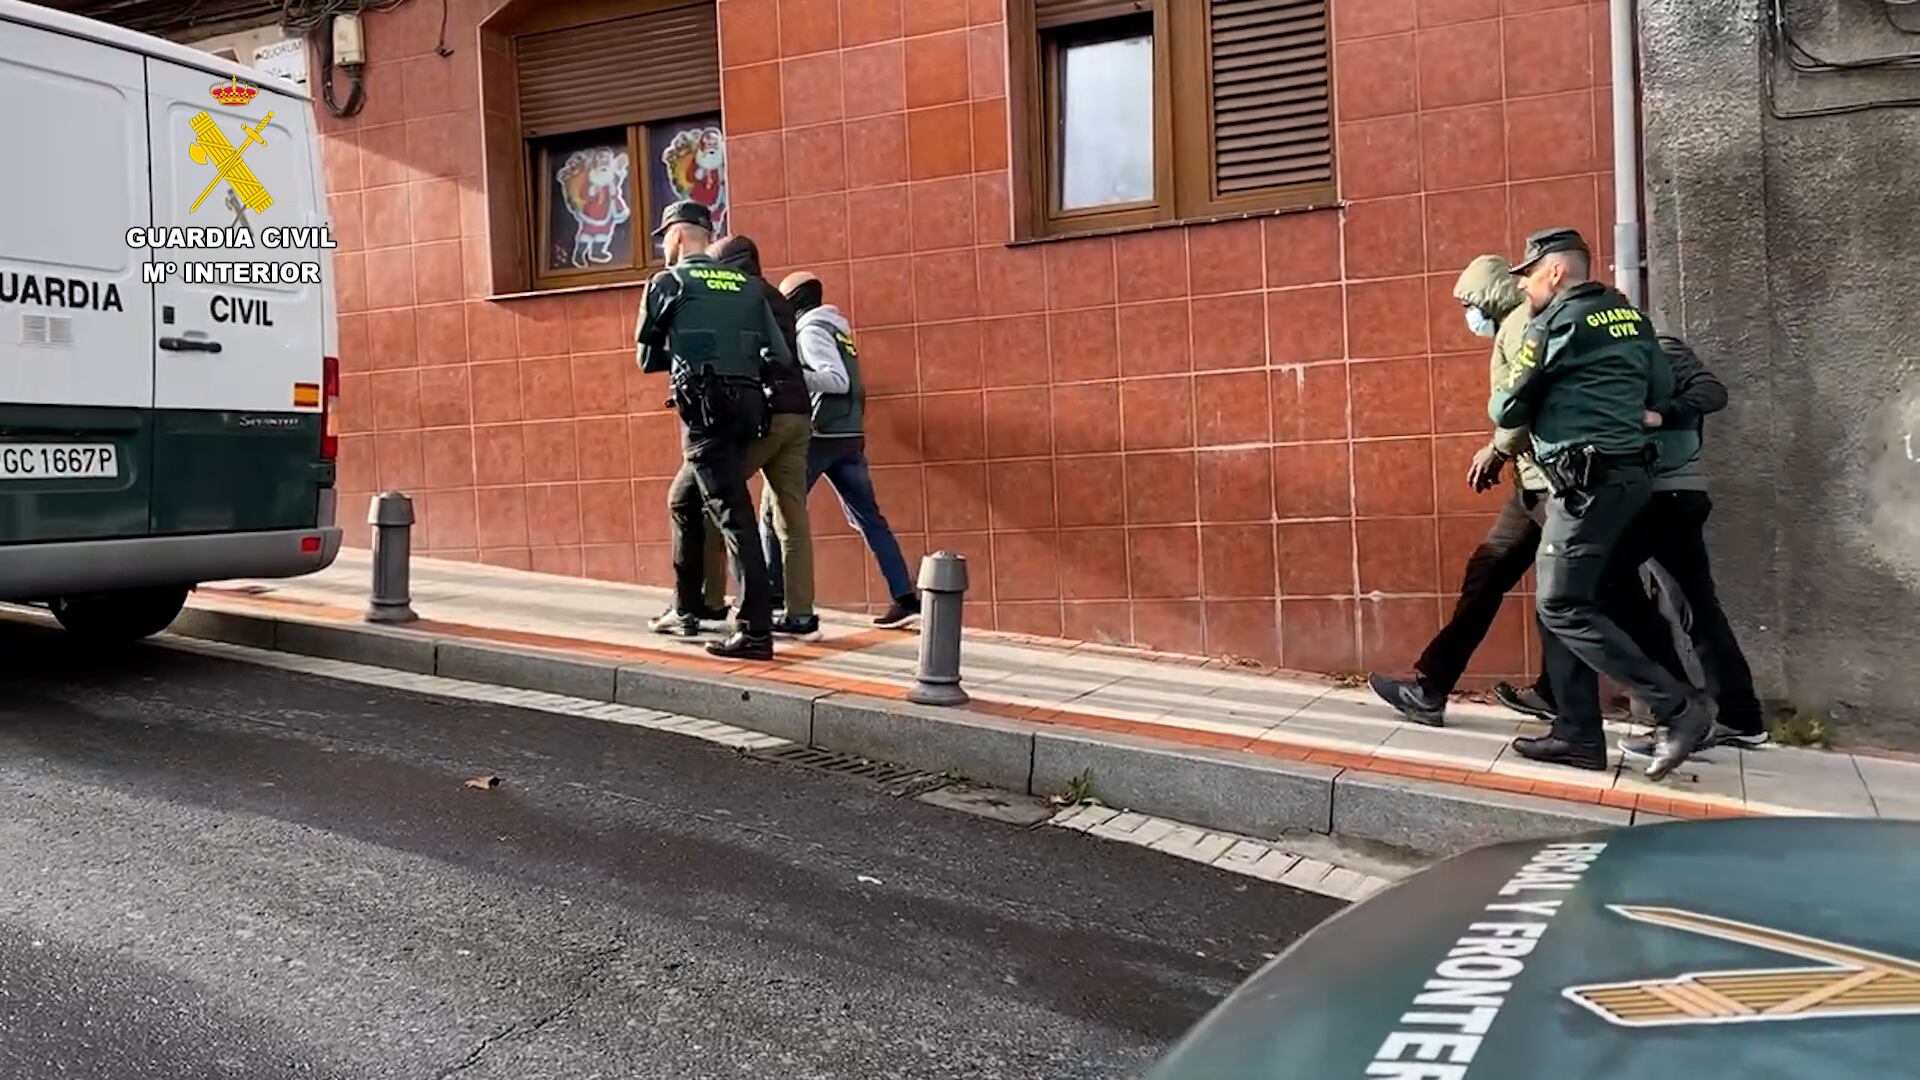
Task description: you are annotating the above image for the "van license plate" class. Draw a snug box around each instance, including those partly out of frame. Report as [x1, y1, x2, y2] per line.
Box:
[0, 444, 119, 480]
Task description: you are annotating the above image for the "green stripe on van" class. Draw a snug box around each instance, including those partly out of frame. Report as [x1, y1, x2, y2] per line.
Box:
[150, 408, 325, 535]
[0, 404, 325, 544]
[0, 404, 153, 545]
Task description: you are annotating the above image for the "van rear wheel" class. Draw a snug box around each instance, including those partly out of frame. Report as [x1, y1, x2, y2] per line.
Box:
[51, 586, 190, 642]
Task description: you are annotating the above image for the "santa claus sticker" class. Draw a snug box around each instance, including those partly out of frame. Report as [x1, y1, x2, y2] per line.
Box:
[556, 148, 632, 269]
[659, 124, 728, 238]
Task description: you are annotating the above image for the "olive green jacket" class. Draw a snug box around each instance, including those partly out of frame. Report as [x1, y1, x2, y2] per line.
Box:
[1454, 256, 1547, 490]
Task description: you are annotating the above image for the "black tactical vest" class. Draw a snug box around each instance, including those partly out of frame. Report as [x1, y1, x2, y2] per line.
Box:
[1525, 282, 1661, 460]
[812, 324, 866, 438]
[663, 258, 770, 382]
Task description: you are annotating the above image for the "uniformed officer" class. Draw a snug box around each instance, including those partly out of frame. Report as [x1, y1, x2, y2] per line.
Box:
[637, 200, 796, 660]
[1491, 227, 1710, 780]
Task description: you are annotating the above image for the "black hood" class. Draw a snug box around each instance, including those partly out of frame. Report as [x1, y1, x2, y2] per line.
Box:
[710, 234, 763, 278]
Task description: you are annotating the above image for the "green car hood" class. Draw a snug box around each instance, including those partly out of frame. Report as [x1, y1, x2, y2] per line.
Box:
[1147, 818, 1920, 1079]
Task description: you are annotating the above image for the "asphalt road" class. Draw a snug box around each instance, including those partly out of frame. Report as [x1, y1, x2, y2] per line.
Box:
[0, 620, 1342, 1080]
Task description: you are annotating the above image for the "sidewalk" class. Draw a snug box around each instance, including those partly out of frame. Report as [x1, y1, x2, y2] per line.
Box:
[172, 550, 1920, 857]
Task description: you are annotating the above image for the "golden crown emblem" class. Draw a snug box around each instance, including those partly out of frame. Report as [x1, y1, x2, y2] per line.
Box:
[210, 77, 259, 106]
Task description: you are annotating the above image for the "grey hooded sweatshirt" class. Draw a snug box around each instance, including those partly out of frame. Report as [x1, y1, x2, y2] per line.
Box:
[794, 304, 862, 439]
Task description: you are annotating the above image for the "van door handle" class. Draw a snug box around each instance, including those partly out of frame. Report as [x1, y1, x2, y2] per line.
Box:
[159, 337, 222, 353]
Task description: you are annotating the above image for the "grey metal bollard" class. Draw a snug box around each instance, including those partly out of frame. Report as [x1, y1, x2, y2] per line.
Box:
[365, 491, 419, 625]
[908, 551, 969, 706]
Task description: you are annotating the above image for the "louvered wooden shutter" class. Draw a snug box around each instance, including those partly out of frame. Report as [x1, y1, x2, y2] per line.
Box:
[1208, 0, 1331, 195]
[515, 1, 720, 139]
[1033, 0, 1152, 30]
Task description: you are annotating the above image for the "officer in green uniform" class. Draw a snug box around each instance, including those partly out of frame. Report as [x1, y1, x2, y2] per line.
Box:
[636, 200, 796, 660]
[1491, 227, 1709, 780]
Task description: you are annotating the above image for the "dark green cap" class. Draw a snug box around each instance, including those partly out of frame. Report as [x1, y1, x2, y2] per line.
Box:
[653, 199, 713, 238]
[1510, 226, 1590, 275]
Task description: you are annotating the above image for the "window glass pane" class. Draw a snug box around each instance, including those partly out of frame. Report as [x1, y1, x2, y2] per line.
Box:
[543, 127, 635, 274]
[1057, 30, 1153, 211]
[647, 114, 729, 262]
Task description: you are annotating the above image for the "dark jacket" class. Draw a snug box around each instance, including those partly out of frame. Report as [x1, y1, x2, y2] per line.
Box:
[712, 237, 809, 416]
[1649, 335, 1727, 493]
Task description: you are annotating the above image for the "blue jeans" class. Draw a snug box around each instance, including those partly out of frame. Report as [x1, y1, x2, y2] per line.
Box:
[763, 437, 915, 603]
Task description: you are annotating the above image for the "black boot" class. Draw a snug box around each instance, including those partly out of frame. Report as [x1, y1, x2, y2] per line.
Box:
[706, 630, 773, 661]
[1645, 696, 1712, 781]
[1367, 673, 1446, 727]
[1510, 734, 1609, 771]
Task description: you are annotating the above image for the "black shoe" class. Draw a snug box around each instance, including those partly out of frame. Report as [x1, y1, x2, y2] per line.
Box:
[770, 594, 785, 615]
[1511, 734, 1609, 771]
[706, 631, 774, 661]
[649, 609, 701, 637]
[1714, 726, 1772, 750]
[771, 613, 822, 642]
[694, 603, 732, 623]
[874, 595, 921, 630]
[1495, 682, 1557, 721]
[1367, 673, 1446, 727]
[1646, 697, 1712, 781]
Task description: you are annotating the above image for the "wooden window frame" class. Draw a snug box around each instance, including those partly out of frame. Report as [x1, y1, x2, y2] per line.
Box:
[512, 0, 723, 292]
[1011, 0, 1336, 241]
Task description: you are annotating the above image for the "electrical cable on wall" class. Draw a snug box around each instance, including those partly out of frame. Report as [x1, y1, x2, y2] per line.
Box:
[1765, 0, 1920, 119]
[281, 0, 447, 118]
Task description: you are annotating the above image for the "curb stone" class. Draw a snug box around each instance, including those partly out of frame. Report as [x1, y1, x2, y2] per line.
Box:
[1332, 770, 1633, 858]
[813, 694, 1037, 793]
[164, 603, 1629, 859]
[615, 665, 826, 745]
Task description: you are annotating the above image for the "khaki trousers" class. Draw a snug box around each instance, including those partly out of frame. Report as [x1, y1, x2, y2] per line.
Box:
[701, 411, 814, 616]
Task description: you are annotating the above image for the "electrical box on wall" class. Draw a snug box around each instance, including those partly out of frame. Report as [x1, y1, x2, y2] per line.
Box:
[332, 14, 365, 67]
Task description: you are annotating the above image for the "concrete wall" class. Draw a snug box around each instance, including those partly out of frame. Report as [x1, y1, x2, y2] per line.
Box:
[1641, 0, 1920, 749]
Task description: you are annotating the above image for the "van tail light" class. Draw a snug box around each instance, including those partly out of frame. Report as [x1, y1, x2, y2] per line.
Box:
[320, 355, 340, 462]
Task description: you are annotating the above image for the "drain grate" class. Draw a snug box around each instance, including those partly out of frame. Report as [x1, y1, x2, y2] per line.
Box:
[747, 743, 948, 794]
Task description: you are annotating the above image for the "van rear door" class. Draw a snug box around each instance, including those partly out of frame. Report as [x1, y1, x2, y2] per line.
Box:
[143, 58, 328, 535]
[0, 17, 156, 545]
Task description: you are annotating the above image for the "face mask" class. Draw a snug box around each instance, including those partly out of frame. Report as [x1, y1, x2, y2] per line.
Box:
[1465, 307, 1497, 337]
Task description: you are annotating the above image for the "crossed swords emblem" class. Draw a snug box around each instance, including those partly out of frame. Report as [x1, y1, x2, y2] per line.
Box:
[187, 108, 275, 224]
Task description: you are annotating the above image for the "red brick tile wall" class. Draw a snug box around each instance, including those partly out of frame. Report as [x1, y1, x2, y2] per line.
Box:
[321, 0, 1615, 684]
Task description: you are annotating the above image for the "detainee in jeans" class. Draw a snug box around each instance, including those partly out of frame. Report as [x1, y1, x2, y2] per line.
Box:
[762, 435, 916, 622]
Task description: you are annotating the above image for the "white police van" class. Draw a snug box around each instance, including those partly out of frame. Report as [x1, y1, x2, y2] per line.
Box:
[0, 0, 340, 640]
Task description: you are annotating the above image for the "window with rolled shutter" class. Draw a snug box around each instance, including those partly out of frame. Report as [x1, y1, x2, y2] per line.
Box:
[1206, 0, 1331, 197]
[514, 1, 720, 140]
[1032, 0, 1152, 30]
[512, 0, 726, 290]
[1013, 0, 1334, 238]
